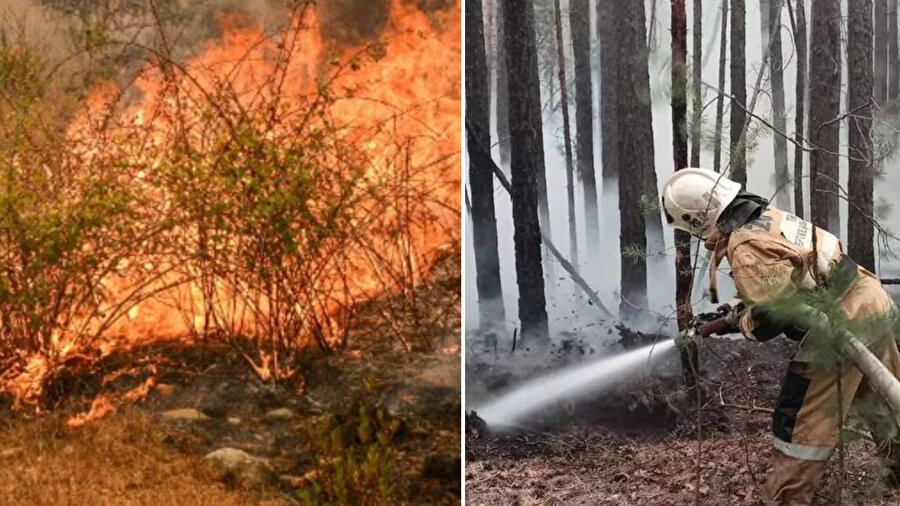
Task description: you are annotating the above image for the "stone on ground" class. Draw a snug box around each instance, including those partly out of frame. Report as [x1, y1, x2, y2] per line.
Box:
[160, 408, 210, 421]
[264, 407, 294, 422]
[202, 447, 274, 488]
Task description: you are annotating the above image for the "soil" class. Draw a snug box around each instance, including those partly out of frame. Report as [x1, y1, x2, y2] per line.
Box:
[466, 336, 900, 505]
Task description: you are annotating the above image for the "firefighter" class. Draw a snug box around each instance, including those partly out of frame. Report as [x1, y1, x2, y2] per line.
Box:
[661, 167, 900, 505]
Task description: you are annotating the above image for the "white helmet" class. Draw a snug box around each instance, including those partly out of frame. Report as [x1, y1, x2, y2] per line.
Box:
[661, 168, 741, 238]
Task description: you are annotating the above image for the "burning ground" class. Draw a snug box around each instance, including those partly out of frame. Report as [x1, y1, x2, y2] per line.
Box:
[466, 332, 900, 505]
[0, 253, 461, 505]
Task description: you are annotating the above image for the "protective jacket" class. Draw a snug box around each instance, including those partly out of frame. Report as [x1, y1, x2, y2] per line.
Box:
[706, 204, 900, 506]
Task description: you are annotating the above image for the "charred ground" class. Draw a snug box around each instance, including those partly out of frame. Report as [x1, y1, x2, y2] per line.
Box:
[466, 335, 900, 505]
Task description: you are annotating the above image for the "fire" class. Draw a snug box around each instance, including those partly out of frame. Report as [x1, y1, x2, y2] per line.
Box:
[6, 0, 460, 416]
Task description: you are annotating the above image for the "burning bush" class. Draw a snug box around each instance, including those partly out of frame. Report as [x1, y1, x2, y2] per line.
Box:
[0, 0, 460, 409]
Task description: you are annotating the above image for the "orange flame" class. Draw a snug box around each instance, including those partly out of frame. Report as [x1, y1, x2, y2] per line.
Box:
[15, 0, 460, 412]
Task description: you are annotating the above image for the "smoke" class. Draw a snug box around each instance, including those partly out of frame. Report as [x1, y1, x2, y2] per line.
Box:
[0, 0, 421, 96]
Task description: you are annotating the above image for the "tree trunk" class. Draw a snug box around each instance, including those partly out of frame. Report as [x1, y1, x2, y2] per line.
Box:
[485, 0, 494, 106]
[763, 0, 790, 209]
[672, 0, 698, 388]
[876, 0, 888, 105]
[787, 0, 806, 218]
[642, 6, 665, 256]
[553, 0, 578, 267]
[598, 0, 619, 187]
[890, 0, 899, 100]
[466, 0, 507, 335]
[729, 0, 747, 185]
[848, 0, 876, 271]
[614, 0, 652, 320]
[571, 0, 599, 256]
[501, 0, 549, 346]
[713, 0, 729, 173]
[689, 0, 702, 167]
[809, 0, 841, 234]
[495, 0, 511, 164]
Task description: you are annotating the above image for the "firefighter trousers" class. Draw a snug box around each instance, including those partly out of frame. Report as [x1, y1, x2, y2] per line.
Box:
[762, 340, 900, 505]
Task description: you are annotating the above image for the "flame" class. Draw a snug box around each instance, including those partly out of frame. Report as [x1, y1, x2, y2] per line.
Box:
[7, 1, 460, 411]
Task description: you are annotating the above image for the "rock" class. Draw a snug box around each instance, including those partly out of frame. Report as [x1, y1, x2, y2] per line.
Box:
[160, 408, 210, 421]
[227, 417, 242, 425]
[264, 408, 294, 422]
[202, 448, 274, 488]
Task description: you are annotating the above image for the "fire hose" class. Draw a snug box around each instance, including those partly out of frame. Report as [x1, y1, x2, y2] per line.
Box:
[680, 305, 900, 428]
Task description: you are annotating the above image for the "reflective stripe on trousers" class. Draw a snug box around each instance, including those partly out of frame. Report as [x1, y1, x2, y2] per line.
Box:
[773, 436, 832, 462]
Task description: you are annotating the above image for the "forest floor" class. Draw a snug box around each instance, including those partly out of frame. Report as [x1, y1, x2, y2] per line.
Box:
[465, 335, 900, 505]
[0, 255, 462, 506]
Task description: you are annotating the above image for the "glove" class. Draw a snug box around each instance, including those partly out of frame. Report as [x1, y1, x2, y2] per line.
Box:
[749, 305, 808, 342]
[717, 299, 744, 335]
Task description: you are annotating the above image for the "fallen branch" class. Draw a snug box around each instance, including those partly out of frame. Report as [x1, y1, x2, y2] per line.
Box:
[719, 402, 774, 414]
[718, 384, 774, 414]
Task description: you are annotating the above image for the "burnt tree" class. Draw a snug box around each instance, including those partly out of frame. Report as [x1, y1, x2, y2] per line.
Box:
[552, 0, 578, 267]
[501, 0, 549, 346]
[713, 0, 729, 172]
[598, 0, 619, 188]
[614, 0, 653, 319]
[876, 0, 888, 104]
[690, 0, 702, 167]
[495, 0, 511, 164]
[466, 0, 507, 334]
[571, 0, 599, 256]
[787, 0, 806, 217]
[809, 0, 841, 234]
[763, 0, 790, 208]
[848, 0, 876, 271]
[890, 0, 899, 99]
[672, 0, 698, 388]
[730, 0, 746, 185]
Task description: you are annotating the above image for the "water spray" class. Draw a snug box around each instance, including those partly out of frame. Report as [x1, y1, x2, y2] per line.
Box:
[475, 340, 677, 428]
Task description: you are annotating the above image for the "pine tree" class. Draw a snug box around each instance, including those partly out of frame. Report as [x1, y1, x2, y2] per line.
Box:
[672, 0, 698, 388]
[501, 0, 549, 346]
[597, 0, 618, 187]
[495, 0, 511, 164]
[890, 0, 899, 99]
[730, 0, 747, 185]
[466, 0, 507, 335]
[763, 0, 790, 208]
[689, 0, 702, 167]
[876, 0, 888, 105]
[809, 0, 841, 234]
[552, 0, 578, 267]
[787, 0, 806, 217]
[570, 0, 599, 256]
[848, 0, 876, 271]
[613, 0, 653, 319]
[713, 0, 729, 173]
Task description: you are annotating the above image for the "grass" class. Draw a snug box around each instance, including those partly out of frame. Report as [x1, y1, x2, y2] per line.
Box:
[0, 409, 284, 506]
